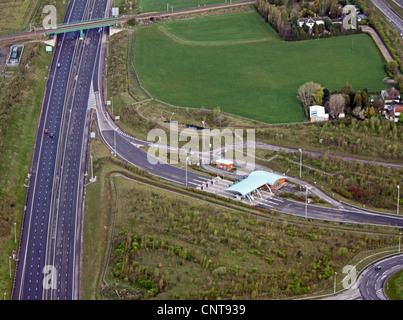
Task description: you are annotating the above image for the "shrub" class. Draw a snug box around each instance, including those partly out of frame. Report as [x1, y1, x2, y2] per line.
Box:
[332, 187, 353, 199]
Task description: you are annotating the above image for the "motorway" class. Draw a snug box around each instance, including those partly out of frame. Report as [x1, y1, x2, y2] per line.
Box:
[10, 0, 403, 300]
[13, 0, 109, 300]
[371, 0, 403, 35]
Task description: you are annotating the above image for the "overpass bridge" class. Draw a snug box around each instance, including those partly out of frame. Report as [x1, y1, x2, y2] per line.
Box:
[44, 17, 121, 37]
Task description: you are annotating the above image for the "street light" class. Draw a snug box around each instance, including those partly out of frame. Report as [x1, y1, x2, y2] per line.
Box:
[397, 185, 400, 216]
[334, 272, 338, 293]
[299, 148, 302, 178]
[90, 154, 94, 182]
[114, 127, 117, 156]
[185, 153, 189, 187]
[305, 185, 308, 219]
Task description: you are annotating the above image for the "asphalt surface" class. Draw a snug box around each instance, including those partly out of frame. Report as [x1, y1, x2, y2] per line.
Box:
[12, 0, 87, 300]
[13, 0, 109, 300]
[45, 0, 109, 300]
[359, 255, 403, 300]
[370, 0, 403, 35]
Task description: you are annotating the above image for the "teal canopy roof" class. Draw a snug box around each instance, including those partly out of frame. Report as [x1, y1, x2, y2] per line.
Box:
[225, 170, 285, 197]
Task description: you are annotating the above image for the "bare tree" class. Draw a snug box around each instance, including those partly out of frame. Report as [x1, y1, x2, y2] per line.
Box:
[328, 94, 346, 118]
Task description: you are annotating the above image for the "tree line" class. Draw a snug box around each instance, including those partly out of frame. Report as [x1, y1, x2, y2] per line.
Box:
[297, 81, 381, 120]
[255, 0, 362, 41]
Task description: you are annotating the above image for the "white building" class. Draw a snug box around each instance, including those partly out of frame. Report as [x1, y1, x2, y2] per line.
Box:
[309, 105, 329, 122]
[298, 18, 325, 29]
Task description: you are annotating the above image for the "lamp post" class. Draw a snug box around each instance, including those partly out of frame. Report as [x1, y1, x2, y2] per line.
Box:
[399, 233, 401, 253]
[114, 127, 117, 156]
[185, 153, 189, 187]
[334, 272, 338, 293]
[299, 148, 302, 178]
[305, 185, 308, 219]
[397, 185, 400, 216]
[90, 154, 94, 182]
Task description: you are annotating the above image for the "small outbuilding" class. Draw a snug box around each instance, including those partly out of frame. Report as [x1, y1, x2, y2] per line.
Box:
[309, 105, 329, 122]
[216, 158, 234, 171]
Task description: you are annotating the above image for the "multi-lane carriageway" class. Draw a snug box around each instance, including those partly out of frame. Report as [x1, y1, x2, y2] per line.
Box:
[13, 0, 109, 300]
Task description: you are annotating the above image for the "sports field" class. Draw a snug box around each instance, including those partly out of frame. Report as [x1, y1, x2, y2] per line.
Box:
[133, 11, 387, 124]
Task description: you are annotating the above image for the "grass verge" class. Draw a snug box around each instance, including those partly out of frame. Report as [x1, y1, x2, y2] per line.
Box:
[0, 42, 53, 297]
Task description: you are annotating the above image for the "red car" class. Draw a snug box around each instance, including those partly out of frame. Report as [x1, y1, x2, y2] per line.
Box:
[44, 129, 49, 134]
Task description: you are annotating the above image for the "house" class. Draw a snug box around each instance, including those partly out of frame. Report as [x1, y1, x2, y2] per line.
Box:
[381, 87, 400, 106]
[298, 18, 325, 29]
[309, 105, 329, 122]
[215, 159, 234, 171]
[385, 104, 403, 122]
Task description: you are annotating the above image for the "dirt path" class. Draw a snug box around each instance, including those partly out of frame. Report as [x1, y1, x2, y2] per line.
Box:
[360, 25, 402, 76]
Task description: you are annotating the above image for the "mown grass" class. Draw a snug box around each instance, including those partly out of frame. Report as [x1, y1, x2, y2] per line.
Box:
[0, 42, 53, 297]
[133, 10, 386, 124]
[386, 269, 403, 300]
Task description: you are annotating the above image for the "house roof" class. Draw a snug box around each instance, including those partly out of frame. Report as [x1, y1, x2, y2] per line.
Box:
[382, 87, 400, 99]
[216, 158, 233, 165]
[225, 170, 285, 197]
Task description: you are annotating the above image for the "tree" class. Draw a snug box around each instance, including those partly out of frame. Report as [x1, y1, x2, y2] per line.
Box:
[344, 94, 350, 112]
[395, 75, 403, 93]
[399, 112, 403, 123]
[361, 90, 368, 109]
[330, 2, 339, 18]
[353, 106, 365, 119]
[324, 17, 332, 31]
[365, 106, 376, 118]
[385, 60, 399, 77]
[353, 90, 362, 108]
[328, 93, 345, 118]
[323, 88, 330, 103]
[312, 86, 324, 105]
[297, 82, 322, 113]
[340, 82, 353, 95]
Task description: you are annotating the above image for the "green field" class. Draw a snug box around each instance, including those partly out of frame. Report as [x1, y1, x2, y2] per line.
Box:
[138, 0, 232, 13]
[133, 11, 387, 124]
[386, 269, 403, 300]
